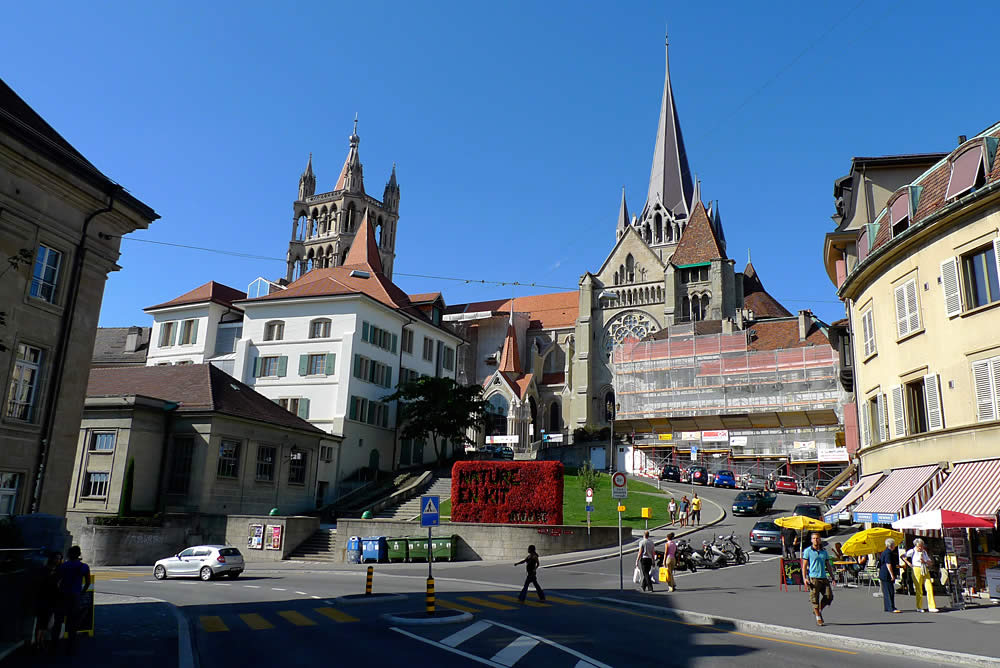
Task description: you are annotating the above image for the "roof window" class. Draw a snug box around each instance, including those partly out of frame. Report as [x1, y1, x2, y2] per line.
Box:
[349, 270, 370, 279]
[945, 138, 998, 201]
[889, 185, 921, 238]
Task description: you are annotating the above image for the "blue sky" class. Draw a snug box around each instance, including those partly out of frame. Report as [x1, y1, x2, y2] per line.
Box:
[4, 1, 999, 327]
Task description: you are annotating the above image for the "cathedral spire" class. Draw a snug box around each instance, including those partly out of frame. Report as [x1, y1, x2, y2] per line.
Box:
[616, 186, 630, 238]
[383, 162, 400, 212]
[335, 117, 365, 194]
[297, 153, 316, 200]
[498, 306, 522, 375]
[645, 36, 694, 220]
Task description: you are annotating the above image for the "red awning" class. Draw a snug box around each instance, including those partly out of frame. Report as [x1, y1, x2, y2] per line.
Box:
[823, 472, 883, 523]
[919, 458, 1000, 519]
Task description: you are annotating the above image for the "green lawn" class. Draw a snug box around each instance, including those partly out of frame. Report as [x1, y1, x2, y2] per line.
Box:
[439, 471, 674, 529]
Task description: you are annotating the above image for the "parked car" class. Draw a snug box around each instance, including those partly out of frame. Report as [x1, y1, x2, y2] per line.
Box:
[740, 474, 766, 491]
[774, 476, 798, 494]
[154, 545, 244, 581]
[792, 503, 831, 536]
[679, 467, 691, 483]
[497, 446, 515, 460]
[748, 520, 782, 552]
[690, 466, 708, 485]
[714, 470, 737, 488]
[659, 464, 681, 482]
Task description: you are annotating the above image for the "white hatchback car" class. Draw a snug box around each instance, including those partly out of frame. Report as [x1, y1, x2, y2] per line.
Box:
[153, 545, 244, 581]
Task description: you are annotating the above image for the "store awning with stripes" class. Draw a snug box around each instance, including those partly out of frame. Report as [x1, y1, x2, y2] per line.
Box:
[918, 458, 1000, 519]
[823, 472, 883, 523]
[852, 464, 947, 524]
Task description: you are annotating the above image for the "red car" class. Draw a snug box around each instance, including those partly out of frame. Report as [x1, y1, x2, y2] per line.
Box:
[774, 476, 798, 493]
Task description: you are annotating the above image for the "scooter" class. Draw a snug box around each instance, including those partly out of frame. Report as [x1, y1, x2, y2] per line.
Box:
[672, 539, 698, 573]
[698, 540, 728, 569]
[718, 533, 749, 565]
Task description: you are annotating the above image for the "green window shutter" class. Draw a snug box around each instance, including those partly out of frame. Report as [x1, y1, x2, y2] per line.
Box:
[391, 334, 398, 353]
[362, 321, 369, 342]
[349, 396, 357, 420]
[385, 366, 393, 388]
[190, 319, 199, 344]
[353, 354, 361, 377]
[297, 398, 310, 419]
[299, 354, 308, 376]
[326, 353, 336, 375]
[277, 356, 288, 377]
[253, 357, 262, 378]
[169, 323, 177, 346]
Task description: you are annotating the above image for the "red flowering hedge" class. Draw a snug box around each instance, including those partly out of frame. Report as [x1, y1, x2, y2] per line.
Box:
[451, 461, 563, 525]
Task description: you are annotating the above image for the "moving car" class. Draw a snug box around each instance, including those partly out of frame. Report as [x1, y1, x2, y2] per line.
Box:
[748, 520, 782, 552]
[689, 466, 708, 485]
[732, 491, 778, 515]
[774, 476, 798, 494]
[713, 470, 737, 488]
[792, 503, 831, 536]
[154, 545, 244, 581]
[659, 464, 681, 482]
[497, 446, 515, 460]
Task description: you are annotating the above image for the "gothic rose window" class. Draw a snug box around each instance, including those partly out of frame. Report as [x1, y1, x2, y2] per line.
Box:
[604, 311, 659, 357]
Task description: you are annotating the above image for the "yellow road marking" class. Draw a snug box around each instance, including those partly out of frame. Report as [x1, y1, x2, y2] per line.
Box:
[199, 616, 228, 632]
[92, 571, 147, 581]
[579, 601, 856, 655]
[238, 613, 274, 630]
[315, 607, 358, 623]
[437, 599, 479, 613]
[493, 594, 549, 608]
[277, 610, 316, 626]
[544, 595, 584, 606]
[459, 596, 516, 610]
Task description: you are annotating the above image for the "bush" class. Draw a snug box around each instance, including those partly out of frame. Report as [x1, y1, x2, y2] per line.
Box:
[451, 461, 564, 525]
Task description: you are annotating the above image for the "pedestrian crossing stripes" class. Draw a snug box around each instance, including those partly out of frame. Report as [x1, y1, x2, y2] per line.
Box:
[197, 607, 357, 632]
[458, 596, 516, 610]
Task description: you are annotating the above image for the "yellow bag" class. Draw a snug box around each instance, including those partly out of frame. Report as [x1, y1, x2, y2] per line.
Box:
[658, 567, 670, 583]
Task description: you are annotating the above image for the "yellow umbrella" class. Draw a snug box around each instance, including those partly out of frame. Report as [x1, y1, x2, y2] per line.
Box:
[774, 515, 832, 532]
[841, 527, 904, 557]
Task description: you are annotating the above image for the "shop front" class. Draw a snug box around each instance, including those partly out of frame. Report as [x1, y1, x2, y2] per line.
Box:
[851, 463, 947, 526]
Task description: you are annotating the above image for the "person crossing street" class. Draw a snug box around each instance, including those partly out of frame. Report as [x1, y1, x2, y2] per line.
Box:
[514, 545, 546, 602]
[801, 532, 834, 626]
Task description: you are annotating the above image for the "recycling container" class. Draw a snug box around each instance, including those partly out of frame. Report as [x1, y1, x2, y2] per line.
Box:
[431, 535, 458, 562]
[387, 537, 409, 563]
[406, 536, 429, 562]
[361, 536, 388, 563]
[346, 535, 362, 564]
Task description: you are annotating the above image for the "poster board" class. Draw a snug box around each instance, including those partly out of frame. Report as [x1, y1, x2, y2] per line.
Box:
[780, 558, 803, 590]
[266, 524, 282, 550]
[248, 523, 264, 550]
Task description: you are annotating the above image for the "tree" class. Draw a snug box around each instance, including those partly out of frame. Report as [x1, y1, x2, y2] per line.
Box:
[384, 376, 488, 466]
[119, 457, 135, 517]
[577, 460, 603, 494]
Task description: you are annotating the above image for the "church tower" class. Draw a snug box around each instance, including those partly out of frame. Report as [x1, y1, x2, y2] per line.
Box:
[286, 119, 400, 282]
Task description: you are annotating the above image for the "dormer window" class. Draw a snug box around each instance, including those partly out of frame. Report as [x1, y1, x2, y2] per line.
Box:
[264, 320, 285, 341]
[889, 186, 920, 238]
[945, 139, 998, 201]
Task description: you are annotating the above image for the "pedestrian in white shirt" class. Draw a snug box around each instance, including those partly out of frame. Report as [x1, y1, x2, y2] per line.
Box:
[905, 539, 939, 612]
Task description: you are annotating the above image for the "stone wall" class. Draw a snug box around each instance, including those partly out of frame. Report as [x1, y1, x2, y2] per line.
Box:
[67, 512, 228, 566]
[225, 515, 319, 562]
[334, 519, 629, 562]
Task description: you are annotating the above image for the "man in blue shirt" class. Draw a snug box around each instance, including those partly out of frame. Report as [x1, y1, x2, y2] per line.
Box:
[55, 545, 92, 655]
[801, 532, 834, 626]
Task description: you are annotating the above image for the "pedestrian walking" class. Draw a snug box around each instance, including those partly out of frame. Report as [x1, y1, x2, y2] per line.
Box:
[678, 495, 690, 528]
[635, 530, 657, 592]
[514, 545, 546, 602]
[782, 527, 799, 560]
[33, 552, 62, 651]
[54, 545, 92, 655]
[667, 497, 678, 525]
[663, 532, 678, 592]
[801, 532, 834, 626]
[690, 494, 702, 526]
[877, 538, 901, 613]
[906, 539, 939, 612]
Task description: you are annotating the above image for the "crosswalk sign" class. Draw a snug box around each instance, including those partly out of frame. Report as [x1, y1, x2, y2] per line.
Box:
[421, 495, 440, 527]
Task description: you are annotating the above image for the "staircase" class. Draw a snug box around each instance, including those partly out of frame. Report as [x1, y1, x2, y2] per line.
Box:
[375, 475, 452, 520]
[288, 528, 338, 562]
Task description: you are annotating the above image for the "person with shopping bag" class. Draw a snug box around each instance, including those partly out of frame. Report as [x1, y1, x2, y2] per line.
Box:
[635, 530, 657, 592]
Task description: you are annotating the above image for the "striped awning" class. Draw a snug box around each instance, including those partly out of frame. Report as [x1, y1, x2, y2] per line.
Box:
[823, 472, 883, 523]
[919, 458, 1000, 518]
[853, 464, 946, 524]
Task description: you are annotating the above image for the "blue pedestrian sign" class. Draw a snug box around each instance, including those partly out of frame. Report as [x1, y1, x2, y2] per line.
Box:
[585, 504, 594, 512]
[421, 495, 440, 527]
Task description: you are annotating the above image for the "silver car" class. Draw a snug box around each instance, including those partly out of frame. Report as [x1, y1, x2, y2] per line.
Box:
[153, 545, 244, 581]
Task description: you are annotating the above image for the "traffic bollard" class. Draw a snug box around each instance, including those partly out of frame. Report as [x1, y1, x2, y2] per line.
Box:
[426, 577, 435, 615]
[365, 566, 373, 595]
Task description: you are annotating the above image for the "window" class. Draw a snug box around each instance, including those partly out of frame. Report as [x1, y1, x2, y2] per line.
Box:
[256, 445, 276, 482]
[301, 353, 335, 376]
[179, 319, 199, 345]
[890, 377, 942, 437]
[278, 397, 310, 419]
[860, 308, 876, 358]
[442, 346, 455, 371]
[353, 355, 392, 388]
[962, 243, 1000, 310]
[5, 343, 43, 422]
[889, 190, 913, 238]
[945, 145, 987, 200]
[310, 319, 331, 339]
[401, 329, 414, 354]
[422, 337, 434, 362]
[84, 472, 109, 498]
[680, 266, 708, 283]
[361, 321, 397, 353]
[0, 472, 19, 516]
[861, 394, 887, 447]
[176, 360, 194, 365]
[264, 321, 285, 341]
[29, 244, 62, 303]
[894, 279, 921, 338]
[90, 432, 115, 452]
[159, 321, 176, 347]
[319, 445, 334, 462]
[215, 325, 242, 355]
[348, 396, 389, 427]
[972, 356, 1000, 422]
[167, 437, 195, 494]
[217, 439, 241, 478]
[288, 451, 306, 485]
[254, 355, 287, 378]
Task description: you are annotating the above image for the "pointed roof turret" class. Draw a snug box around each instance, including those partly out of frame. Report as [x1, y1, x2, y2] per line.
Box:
[644, 33, 694, 220]
[335, 116, 365, 194]
[298, 153, 316, 200]
[387, 162, 397, 189]
[616, 187, 630, 235]
[742, 258, 792, 319]
[669, 201, 725, 265]
[498, 308, 522, 375]
[710, 199, 726, 253]
[342, 208, 384, 275]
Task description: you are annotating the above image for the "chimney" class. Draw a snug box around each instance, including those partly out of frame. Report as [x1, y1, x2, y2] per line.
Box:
[958, 135, 967, 145]
[798, 310, 810, 342]
[125, 326, 141, 353]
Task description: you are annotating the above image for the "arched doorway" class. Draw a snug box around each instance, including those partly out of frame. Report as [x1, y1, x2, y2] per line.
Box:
[368, 449, 380, 472]
[549, 402, 561, 432]
[486, 394, 509, 436]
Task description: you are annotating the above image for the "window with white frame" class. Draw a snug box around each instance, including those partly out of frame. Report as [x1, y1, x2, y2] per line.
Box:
[256, 445, 276, 482]
[309, 319, 331, 339]
[254, 355, 286, 378]
[277, 397, 310, 419]
[214, 324, 242, 355]
[890, 374, 943, 438]
[361, 321, 397, 352]
[0, 472, 20, 516]
[319, 445, 334, 462]
[972, 356, 1000, 422]
[84, 472, 110, 498]
[29, 244, 62, 303]
[288, 451, 307, 485]
[942, 240, 1000, 318]
[861, 393, 887, 448]
[179, 319, 199, 345]
[5, 343, 44, 422]
[894, 279, 921, 338]
[158, 322, 176, 347]
[305, 353, 330, 376]
[217, 439, 241, 478]
[860, 308, 876, 359]
[353, 355, 392, 388]
[264, 321, 285, 341]
[422, 336, 434, 362]
[401, 329, 414, 354]
[90, 432, 115, 452]
[945, 143, 988, 201]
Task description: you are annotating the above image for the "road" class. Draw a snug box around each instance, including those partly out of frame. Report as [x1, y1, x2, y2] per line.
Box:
[72, 484, 946, 668]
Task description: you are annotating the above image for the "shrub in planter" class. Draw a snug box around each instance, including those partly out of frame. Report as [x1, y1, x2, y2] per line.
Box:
[451, 461, 563, 525]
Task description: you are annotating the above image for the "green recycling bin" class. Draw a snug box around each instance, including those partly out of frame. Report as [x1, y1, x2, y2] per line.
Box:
[387, 537, 409, 563]
[431, 535, 458, 562]
[406, 536, 429, 562]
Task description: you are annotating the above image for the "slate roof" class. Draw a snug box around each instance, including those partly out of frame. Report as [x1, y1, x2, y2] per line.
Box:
[146, 281, 247, 312]
[87, 364, 326, 434]
[92, 327, 151, 367]
[670, 201, 726, 265]
[742, 261, 792, 318]
[446, 292, 578, 330]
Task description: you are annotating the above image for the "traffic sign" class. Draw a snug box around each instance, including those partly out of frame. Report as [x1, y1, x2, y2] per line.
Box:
[585, 504, 594, 512]
[586, 487, 594, 503]
[420, 495, 440, 527]
[617, 505, 626, 512]
[611, 472, 628, 499]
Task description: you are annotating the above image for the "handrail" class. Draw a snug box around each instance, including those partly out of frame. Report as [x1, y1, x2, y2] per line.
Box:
[362, 470, 434, 516]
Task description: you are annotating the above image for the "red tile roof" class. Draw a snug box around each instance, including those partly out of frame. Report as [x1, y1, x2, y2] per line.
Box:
[747, 318, 830, 351]
[498, 322, 522, 374]
[446, 292, 578, 330]
[146, 281, 247, 312]
[408, 292, 442, 304]
[87, 364, 326, 434]
[670, 201, 726, 265]
[742, 261, 792, 318]
[342, 210, 383, 274]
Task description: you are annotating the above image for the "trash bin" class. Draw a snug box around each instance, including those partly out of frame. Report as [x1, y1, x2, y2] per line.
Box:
[346, 536, 362, 564]
[407, 536, 429, 562]
[387, 537, 409, 563]
[431, 535, 457, 562]
[361, 536, 388, 563]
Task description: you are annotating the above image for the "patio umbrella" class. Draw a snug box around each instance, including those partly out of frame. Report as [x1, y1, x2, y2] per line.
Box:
[892, 509, 996, 530]
[841, 527, 904, 557]
[774, 515, 832, 532]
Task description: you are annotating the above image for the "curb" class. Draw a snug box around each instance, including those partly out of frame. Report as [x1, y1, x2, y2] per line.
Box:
[336, 593, 408, 605]
[594, 596, 1000, 668]
[380, 610, 474, 626]
[170, 602, 198, 668]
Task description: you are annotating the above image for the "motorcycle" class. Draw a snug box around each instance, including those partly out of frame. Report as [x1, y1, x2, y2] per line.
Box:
[672, 539, 698, 573]
[718, 532, 749, 565]
[698, 540, 728, 569]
